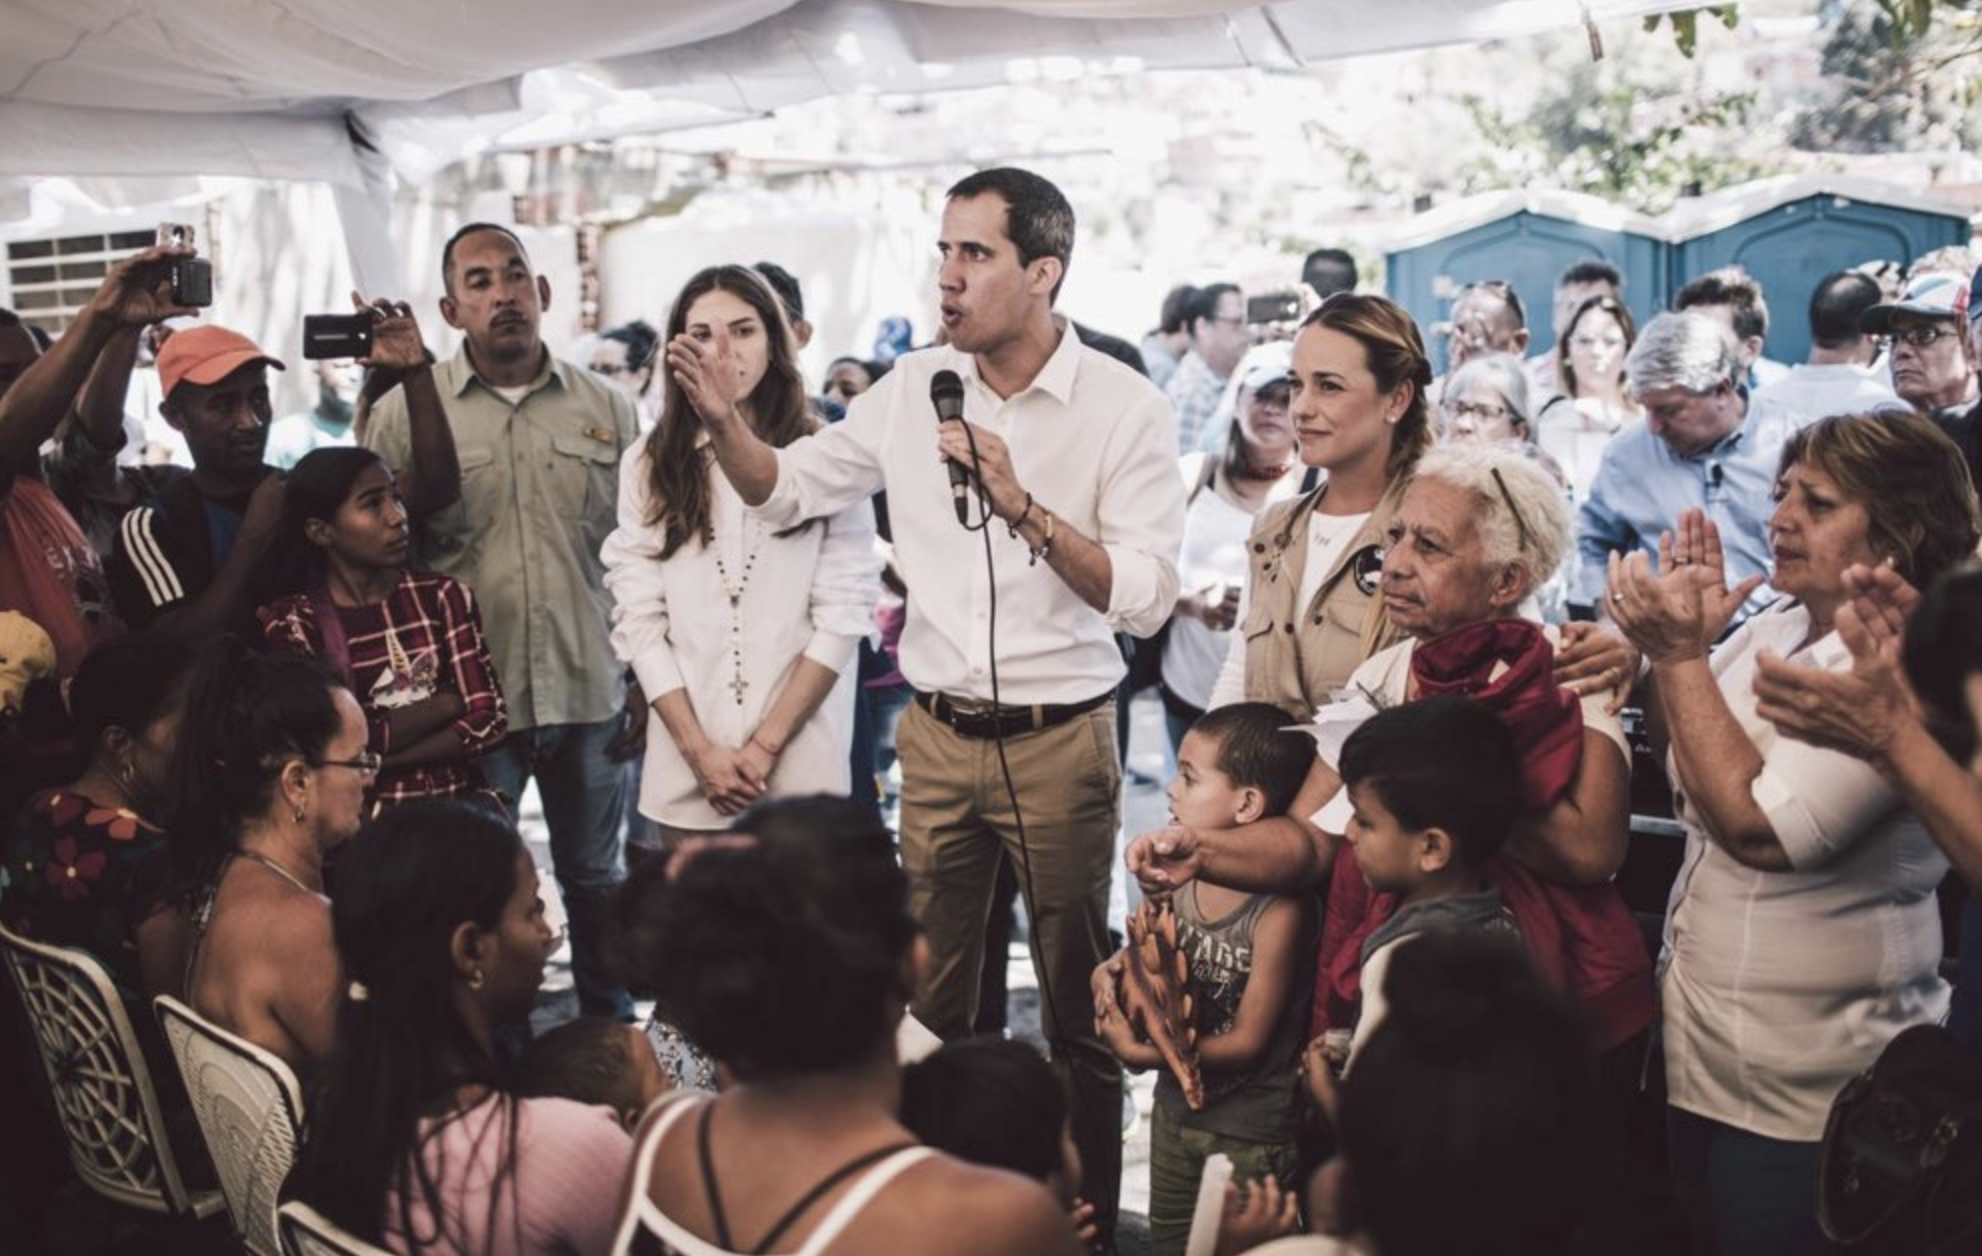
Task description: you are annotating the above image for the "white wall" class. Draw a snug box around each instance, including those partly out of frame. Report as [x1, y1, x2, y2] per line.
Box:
[596, 194, 935, 381]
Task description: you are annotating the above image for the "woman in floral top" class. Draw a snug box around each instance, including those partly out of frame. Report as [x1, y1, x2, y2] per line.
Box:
[258, 447, 506, 815]
[1, 631, 188, 994]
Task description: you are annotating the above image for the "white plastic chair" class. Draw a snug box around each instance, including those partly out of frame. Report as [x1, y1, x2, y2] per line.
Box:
[156, 993, 307, 1256]
[278, 1199, 397, 1256]
[0, 921, 225, 1221]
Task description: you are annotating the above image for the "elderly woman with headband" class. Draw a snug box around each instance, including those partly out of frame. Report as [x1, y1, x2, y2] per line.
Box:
[1609, 411, 1979, 1256]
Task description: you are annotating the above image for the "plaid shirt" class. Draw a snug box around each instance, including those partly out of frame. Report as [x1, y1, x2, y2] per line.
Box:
[259, 570, 507, 809]
[1163, 350, 1227, 453]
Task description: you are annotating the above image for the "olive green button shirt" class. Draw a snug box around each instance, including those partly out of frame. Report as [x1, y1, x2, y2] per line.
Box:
[364, 344, 639, 732]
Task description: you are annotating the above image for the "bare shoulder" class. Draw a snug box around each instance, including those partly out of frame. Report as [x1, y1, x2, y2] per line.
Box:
[211, 877, 332, 980]
[854, 1155, 1082, 1256]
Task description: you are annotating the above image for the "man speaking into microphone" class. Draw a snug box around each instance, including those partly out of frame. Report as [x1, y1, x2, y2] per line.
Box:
[676, 167, 1183, 1242]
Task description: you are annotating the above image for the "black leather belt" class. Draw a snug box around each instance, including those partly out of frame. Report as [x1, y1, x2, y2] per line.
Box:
[912, 688, 1114, 740]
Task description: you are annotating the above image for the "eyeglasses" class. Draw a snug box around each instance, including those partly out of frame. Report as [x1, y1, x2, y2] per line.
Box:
[1442, 399, 1511, 424]
[316, 751, 383, 777]
[1490, 466, 1532, 558]
[1889, 325, 1958, 348]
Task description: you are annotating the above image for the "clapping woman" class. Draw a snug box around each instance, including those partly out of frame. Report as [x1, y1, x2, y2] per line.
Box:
[1608, 411, 1978, 1256]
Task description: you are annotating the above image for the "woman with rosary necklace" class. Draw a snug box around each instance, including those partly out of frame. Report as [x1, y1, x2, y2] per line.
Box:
[603, 264, 879, 855]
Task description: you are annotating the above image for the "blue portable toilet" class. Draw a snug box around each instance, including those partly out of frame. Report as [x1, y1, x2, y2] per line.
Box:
[1666, 176, 1976, 367]
[1384, 189, 1667, 375]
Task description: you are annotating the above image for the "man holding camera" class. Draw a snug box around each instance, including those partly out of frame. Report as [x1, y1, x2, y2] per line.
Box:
[364, 221, 640, 1021]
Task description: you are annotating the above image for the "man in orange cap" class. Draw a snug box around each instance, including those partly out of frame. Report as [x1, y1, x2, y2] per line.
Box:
[106, 321, 291, 632]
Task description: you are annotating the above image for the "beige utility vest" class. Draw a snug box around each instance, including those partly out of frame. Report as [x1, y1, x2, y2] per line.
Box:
[1237, 479, 1408, 716]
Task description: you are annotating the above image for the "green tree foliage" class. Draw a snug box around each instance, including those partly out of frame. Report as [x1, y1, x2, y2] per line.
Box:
[1453, 56, 1766, 213]
[1644, 6, 1741, 58]
[1789, 0, 1982, 153]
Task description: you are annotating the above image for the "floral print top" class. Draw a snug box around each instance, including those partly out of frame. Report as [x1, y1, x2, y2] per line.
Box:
[0, 789, 170, 993]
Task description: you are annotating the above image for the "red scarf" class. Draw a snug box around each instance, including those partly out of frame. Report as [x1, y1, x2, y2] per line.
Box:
[1311, 620, 1658, 1053]
[1409, 619, 1584, 812]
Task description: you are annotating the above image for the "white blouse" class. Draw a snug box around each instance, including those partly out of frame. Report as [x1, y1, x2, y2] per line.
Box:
[602, 440, 880, 830]
[1162, 476, 1283, 711]
[1661, 603, 1949, 1141]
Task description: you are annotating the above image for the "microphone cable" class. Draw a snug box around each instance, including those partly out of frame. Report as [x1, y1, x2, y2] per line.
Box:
[947, 414, 1116, 1218]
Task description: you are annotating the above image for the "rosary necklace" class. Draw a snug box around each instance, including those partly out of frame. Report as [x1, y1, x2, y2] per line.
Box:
[711, 514, 767, 706]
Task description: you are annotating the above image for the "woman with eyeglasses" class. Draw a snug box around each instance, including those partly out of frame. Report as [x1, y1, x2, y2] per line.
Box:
[141, 640, 368, 1075]
[258, 447, 508, 819]
[1438, 353, 1569, 483]
[1607, 412, 1978, 1256]
[1158, 341, 1304, 749]
[1538, 294, 1638, 503]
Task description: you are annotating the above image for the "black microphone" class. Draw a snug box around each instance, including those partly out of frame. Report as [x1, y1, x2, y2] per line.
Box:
[931, 369, 970, 525]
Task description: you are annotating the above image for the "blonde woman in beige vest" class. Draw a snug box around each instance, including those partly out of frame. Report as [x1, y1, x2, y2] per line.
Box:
[1205, 293, 1434, 718]
[1134, 296, 1637, 899]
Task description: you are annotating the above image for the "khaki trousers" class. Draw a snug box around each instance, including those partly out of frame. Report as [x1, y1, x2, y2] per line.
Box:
[897, 697, 1124, 1231]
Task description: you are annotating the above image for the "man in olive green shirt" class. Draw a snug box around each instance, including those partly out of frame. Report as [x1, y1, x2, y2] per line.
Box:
[366, 222, 639, 1018]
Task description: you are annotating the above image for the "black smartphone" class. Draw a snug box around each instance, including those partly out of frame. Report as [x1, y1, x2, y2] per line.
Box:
[156, 222, 213, 308]
[302, 313, 374, 361]
[1246, 292, 1303, 325]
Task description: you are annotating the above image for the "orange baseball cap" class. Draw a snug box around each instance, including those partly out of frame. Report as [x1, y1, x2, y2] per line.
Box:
[157, 324, 284, 398]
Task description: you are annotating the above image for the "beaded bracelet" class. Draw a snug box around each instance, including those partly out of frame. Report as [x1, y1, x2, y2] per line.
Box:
[1006, 492, 1036, 538]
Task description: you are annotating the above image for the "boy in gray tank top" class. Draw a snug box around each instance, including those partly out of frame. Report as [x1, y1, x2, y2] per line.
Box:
[1094, 702, 1317, 1256]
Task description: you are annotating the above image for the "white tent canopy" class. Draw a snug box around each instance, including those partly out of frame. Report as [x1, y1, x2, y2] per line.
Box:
[5, 0, 1704, 187]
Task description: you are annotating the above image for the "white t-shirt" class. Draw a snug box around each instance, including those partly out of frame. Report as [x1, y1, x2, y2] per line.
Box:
[1206, 508, 1369, 711]
[1162, 486, 1266, 710]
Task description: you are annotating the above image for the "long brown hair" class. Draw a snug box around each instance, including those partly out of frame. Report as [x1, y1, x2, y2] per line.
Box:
[1302, 292, 1435, 485]
[641, 265, 816, 558]
[1556, 294, 1637, 400]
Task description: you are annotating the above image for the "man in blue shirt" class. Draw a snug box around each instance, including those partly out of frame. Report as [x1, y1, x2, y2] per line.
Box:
[1574, 311, 1782, 621]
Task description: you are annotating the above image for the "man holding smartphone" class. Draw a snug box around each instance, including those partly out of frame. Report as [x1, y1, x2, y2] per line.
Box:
[364, 222, 640, 1022]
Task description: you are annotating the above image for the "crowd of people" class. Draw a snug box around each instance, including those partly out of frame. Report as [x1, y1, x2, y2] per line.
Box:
[2, 161, 1981, 1256]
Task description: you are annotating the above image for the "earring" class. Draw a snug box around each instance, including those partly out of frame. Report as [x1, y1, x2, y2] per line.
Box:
[292, 805, 306, 824]
[115, 755, 138, 794]
[468, 969, 485, 991]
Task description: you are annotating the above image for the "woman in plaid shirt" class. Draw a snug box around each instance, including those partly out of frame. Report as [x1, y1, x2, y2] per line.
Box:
[258, 447, 507, 814]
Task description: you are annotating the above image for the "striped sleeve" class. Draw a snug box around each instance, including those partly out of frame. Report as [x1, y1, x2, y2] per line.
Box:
[108, 505, 189, 627]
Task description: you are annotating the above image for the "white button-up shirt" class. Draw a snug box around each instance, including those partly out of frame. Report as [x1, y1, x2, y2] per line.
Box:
[602, 442, 880, 829]
[752, 322, 1185, 705]
[1662, 603, 1950, 1141]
